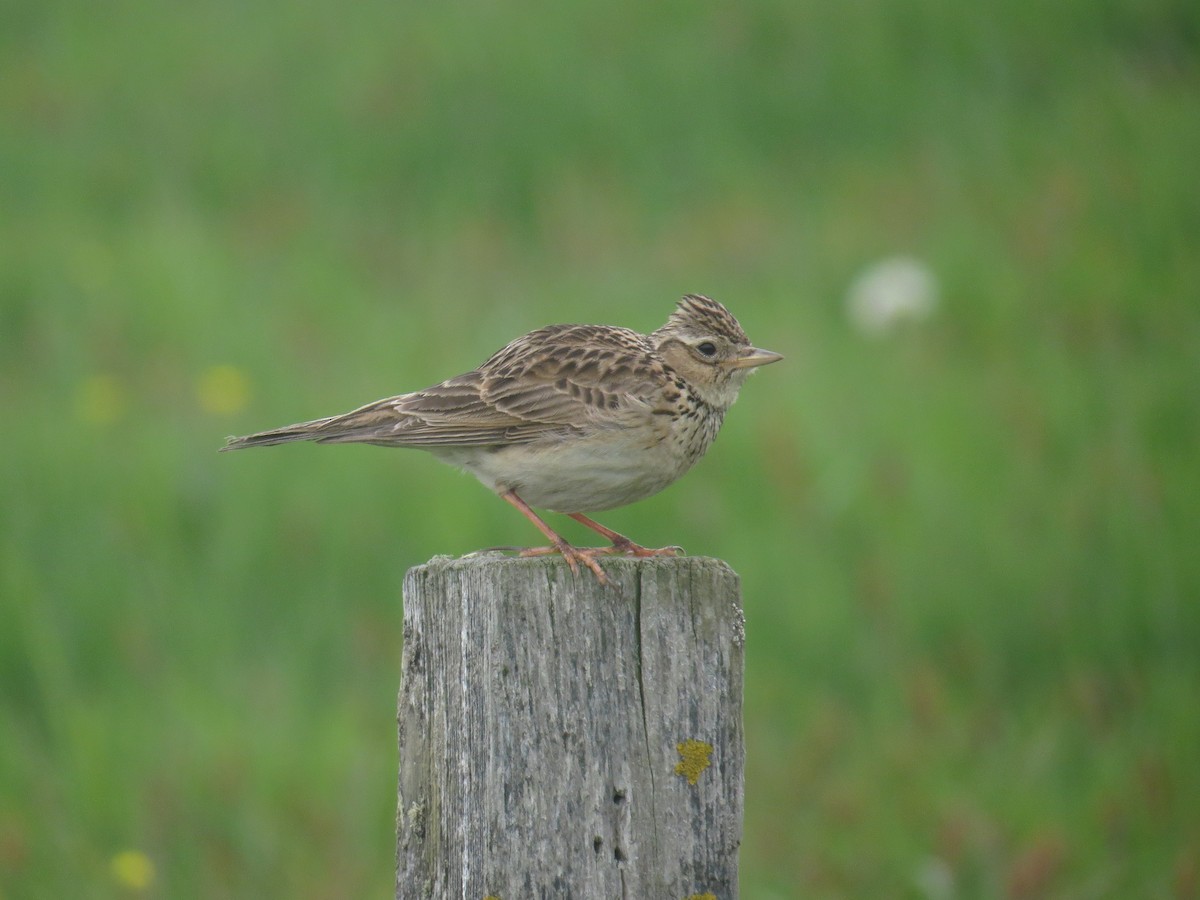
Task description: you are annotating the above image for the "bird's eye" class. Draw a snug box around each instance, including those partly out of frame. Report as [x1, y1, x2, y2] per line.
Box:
[696, 341, 718, 357]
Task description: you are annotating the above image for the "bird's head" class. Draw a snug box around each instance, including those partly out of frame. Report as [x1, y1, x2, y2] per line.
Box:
[651, 294, 782, 409]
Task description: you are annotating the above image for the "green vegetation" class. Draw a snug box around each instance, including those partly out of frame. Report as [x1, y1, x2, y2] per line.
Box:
[2, 0, 1197, 896]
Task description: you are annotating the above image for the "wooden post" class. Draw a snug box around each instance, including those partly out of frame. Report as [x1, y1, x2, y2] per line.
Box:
[396, 554, 745, 900]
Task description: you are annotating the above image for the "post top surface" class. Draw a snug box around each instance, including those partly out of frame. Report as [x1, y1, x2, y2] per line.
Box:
[407, 553, 737, 580]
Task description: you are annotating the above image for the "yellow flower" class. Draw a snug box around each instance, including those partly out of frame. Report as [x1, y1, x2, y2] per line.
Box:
[75, 374, 125, 425]
[110, 849, 155, 890]
[197, 364, 251, 415]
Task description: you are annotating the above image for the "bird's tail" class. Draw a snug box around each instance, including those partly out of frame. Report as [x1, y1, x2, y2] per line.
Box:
[220, 415, 342, 451]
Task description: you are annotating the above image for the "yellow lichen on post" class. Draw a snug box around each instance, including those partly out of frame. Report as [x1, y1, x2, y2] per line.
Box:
[674, 739, 713, 785]
[685, 893, 717, 900]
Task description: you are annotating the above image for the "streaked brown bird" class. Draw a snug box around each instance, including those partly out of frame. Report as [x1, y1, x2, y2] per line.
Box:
[222, 294, 781, 583]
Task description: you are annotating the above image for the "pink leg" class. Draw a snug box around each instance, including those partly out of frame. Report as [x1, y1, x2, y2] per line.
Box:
[567, 513, 681, 558]
[499, 491, 609, 584]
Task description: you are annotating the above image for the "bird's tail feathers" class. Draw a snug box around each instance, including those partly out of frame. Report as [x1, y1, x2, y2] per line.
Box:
[220, 415, 342, 451]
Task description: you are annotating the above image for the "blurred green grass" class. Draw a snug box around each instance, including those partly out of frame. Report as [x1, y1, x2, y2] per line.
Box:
[2, 0, 1198, 896]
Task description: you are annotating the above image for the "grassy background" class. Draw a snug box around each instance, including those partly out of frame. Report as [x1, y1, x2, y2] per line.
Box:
[2, 0, 1198, 896]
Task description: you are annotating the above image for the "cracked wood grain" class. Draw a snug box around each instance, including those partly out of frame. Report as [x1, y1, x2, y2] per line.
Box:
[396, 554, 745, 900]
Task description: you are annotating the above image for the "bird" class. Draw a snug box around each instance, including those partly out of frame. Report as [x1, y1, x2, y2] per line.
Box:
[221, 294, 782, 584]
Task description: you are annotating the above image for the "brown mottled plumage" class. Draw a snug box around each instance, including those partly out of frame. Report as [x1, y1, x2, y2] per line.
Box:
[222, 294, 781, 583]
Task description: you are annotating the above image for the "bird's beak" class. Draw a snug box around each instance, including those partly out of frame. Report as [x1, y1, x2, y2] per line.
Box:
[728, 346, 784, 369]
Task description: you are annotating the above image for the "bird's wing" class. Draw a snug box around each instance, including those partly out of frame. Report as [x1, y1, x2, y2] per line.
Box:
[304, 325, 670, 448]
[474, 325, 669, 429]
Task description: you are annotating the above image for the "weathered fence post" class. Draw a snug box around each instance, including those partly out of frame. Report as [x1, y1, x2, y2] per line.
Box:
[396, 554, 745, 899]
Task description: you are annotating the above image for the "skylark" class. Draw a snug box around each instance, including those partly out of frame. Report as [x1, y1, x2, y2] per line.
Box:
[222, 294, 781, 583]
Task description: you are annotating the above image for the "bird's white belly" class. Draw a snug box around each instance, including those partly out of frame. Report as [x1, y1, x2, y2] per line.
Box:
[432, 434, 691, 513]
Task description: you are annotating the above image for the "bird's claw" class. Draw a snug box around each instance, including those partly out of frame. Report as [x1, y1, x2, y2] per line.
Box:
[601, 540, 683, 558]
[515, 540, 685, 585]
[518, 543, 609, 584]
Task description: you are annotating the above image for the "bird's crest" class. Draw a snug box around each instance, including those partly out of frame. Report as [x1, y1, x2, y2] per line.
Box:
[656, 294, 749, 345]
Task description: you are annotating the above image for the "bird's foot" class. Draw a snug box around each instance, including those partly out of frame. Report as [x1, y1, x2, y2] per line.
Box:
[563, 513, 682, 559]
[518, 542, 610, 584]
[516, 539, 682, 587]
[601, 538, 683, 558]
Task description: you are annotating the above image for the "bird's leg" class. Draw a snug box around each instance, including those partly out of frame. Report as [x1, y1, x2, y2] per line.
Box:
[499, 490, 609, 584]
[566, 513, 682, 558]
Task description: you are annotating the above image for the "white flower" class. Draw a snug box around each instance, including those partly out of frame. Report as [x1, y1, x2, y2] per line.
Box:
[846, 255, 938, 336]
